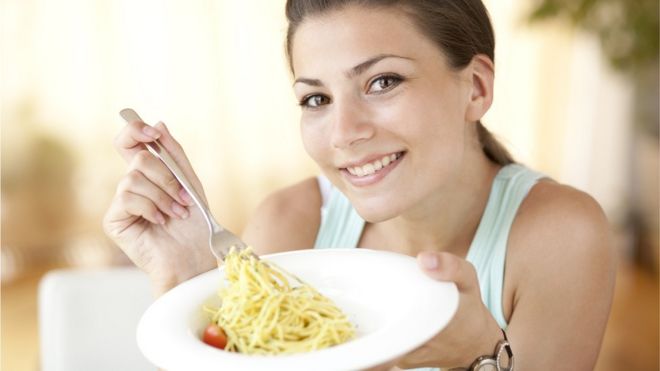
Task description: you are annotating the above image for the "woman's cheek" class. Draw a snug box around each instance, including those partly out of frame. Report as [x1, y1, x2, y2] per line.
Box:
[300, 120, 329, 166]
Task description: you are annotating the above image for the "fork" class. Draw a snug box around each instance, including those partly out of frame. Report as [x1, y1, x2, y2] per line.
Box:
[119, 108, 249, 262]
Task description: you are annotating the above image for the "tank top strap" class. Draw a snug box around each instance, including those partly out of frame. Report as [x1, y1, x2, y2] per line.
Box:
[466, 164, 547, 329]
[313, 176, 365, 249]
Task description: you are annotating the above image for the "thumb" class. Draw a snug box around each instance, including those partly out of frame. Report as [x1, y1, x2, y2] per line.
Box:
[417, 251, 480, 293]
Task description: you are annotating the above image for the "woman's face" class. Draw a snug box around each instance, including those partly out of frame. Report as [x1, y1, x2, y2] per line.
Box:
[291, 5, 475, 222]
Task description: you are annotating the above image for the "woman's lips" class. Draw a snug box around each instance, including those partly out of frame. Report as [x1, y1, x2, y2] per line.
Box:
[340, 151, 405, 187]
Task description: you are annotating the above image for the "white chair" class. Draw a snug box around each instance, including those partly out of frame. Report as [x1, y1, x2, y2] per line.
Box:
[39, 267, 156, 371]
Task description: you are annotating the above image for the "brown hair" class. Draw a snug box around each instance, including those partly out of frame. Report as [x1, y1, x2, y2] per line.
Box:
[285, 0, 514, 166]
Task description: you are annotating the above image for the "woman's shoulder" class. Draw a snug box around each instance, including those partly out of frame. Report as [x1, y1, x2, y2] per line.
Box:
[508, 178, 615, 281]
[241, 176, 322, 255]
[515, 179, 610, 242]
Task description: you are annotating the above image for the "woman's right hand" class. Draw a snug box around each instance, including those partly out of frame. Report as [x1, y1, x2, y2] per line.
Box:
[103, 120, 216, 294]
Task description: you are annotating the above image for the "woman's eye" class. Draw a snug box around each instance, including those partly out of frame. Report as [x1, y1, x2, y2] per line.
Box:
[300, 95, 330, 109]
[368, 75, 402, 94]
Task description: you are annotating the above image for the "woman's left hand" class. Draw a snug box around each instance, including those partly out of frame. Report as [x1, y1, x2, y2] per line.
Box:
[394, 251, 504, 370]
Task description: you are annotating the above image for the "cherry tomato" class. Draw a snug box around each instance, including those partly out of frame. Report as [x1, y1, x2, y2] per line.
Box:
[202, 323, 228, 350]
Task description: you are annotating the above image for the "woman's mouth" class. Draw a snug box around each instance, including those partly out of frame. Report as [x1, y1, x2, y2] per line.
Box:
[340, 151, 405, 186]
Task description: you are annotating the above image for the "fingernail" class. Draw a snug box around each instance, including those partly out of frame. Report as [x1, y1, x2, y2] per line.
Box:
[419, 253, 438, 270]
[179, 188, 193, 205]
[171, 202, 189, 219]
[155, 212, 166, 224]
[142, 125, 161, 139]
[156, 121, 168, 132]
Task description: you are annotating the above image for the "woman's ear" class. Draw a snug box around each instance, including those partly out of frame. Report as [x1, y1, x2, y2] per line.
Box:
[465, 54, 494, 122]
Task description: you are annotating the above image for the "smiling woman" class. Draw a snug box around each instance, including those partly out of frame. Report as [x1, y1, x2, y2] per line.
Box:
[102, 1, 616, 370]
[2, 0, 653, 369]
[290, 4, 501, 222]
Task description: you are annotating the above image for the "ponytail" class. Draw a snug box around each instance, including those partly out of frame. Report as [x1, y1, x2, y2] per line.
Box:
[476, 121, 514, 166]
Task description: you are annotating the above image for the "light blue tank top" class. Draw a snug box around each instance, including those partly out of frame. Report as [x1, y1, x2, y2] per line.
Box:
[313, 164, 546, 371]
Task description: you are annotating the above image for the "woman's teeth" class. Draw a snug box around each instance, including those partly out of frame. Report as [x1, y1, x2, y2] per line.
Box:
[346, 153, 402, 177]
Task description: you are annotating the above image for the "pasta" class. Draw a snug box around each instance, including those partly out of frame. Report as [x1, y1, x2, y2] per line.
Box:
[203, 247, 355, 354]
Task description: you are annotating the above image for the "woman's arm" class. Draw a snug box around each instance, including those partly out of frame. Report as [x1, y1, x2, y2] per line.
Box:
[396, 182, 616, 370]
[505, 182, 617, 369]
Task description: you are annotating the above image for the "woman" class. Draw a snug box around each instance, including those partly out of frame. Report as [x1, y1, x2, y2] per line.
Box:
[103, 1, 616, 369]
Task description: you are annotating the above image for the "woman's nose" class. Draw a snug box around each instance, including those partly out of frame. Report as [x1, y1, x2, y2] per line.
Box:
[330, 99, 375, 149]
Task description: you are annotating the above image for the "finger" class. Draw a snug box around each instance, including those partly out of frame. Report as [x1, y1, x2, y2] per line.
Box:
[113, 120, 162, 163]
[417, 251, 480, 293]
[118, 168, 190, 220]
[111, 190, 166, 225]
[152, 121, 206, 203]
[129, 150, 192, 207]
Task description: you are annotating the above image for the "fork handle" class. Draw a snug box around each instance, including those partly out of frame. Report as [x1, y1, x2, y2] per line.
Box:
[119, 108, 222, 234]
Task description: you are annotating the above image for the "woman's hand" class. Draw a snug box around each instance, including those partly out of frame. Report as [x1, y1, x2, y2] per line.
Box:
[396, 251, 504, 369]
[103, 120, 216, 294]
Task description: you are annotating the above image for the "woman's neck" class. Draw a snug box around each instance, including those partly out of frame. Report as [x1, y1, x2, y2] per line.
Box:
[370, 149, 501, 258]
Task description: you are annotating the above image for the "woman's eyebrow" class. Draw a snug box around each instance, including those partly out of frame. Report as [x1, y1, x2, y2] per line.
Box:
[346, 54, 413, 78]
[293, 77, 323, 87]
[293, 54, 413, 87]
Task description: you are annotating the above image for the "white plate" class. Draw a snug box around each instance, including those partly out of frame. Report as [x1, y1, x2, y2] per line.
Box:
[136, 248, 459, 371]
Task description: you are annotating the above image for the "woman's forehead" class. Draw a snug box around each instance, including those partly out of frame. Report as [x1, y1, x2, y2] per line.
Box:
[290, 5, 443, 77]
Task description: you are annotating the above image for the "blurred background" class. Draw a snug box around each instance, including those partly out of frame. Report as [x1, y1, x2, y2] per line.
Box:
[1, 0, 658, 370]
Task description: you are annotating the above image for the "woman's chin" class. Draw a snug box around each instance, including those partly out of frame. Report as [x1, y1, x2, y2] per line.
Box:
[352, 202, 401, 224]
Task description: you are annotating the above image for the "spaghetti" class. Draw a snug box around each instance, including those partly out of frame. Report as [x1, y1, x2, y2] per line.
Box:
[203, 247, 355, 354]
